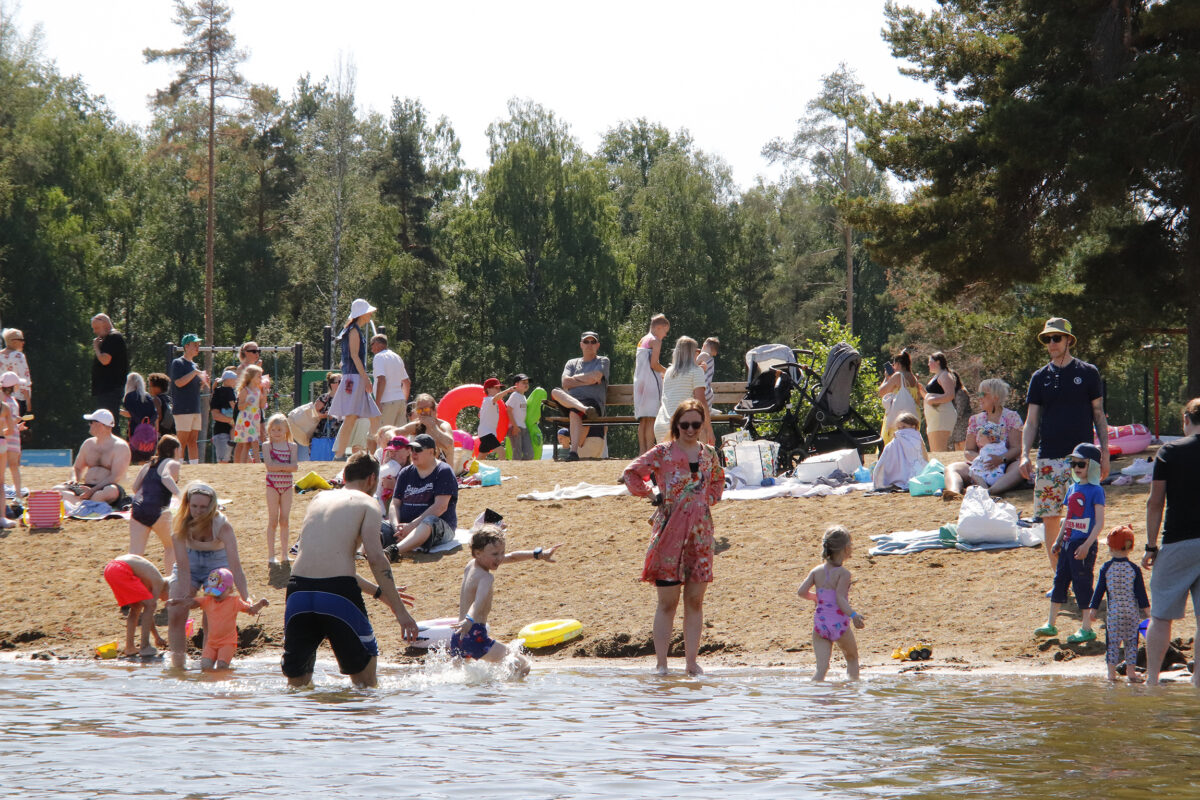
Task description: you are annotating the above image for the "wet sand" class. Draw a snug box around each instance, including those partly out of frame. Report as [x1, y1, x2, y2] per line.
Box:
[1, 453, 1192, 676]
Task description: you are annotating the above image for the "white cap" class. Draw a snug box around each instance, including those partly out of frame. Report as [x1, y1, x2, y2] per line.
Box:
[83, 409, 115, 427]
[0, 371, 26, 388]
[349, 298, 377, 318]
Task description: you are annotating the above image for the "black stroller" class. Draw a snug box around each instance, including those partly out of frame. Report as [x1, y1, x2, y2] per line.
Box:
[734, 342, 882, 471]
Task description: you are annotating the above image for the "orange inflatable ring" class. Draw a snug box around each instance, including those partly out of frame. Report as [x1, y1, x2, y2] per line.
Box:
[438, 384, 509, 455]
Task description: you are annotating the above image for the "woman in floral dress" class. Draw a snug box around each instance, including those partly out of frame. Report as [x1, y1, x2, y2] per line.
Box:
[623, 398, 724, 676]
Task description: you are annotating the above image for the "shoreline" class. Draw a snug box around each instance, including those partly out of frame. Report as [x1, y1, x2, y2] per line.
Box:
[2, 456, 1192, 679]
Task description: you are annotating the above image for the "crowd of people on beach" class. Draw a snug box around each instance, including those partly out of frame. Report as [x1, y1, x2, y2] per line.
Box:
[4, 305, 1199, 688]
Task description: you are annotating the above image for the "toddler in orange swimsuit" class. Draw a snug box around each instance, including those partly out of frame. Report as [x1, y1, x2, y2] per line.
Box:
[170, 568, 268, 670]
[262, 413, 298, 564]
[796, 526, 867, 680]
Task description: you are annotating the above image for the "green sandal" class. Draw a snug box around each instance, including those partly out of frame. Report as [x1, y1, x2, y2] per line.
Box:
[1034, 625, 1058, 637]
[1067, 629, 1097, 643]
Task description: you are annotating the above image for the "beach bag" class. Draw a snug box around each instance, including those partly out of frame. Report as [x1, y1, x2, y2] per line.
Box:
[309, 437, 335, 461]
[725, 440, 780, 485]
[477, 463, 501, 487]
[956, 485, 1020, 543]
[907, 459, 945, 496]
[286, 402, 319, 446]
[883, 384, 919, 433]
[129, 417, 157, 457]
[25, 490, 63, 530]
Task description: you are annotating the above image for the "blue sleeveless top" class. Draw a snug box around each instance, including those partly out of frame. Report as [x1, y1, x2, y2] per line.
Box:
[339, 322, 366, 375]
[136, 459, 172, 509]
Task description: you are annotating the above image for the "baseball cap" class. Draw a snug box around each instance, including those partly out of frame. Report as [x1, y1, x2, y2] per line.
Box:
[580, 331, 600, 342]
[1106, 525, 1135, 551]
[84, 409, 115, 427]
[483, 378, 502, 390]
[410, 433, 436, 452]
[221, 369, 238, 381]
[181, 333, 202, 346]
[385, 435, 411, 451]
[510, 373, 530, 383]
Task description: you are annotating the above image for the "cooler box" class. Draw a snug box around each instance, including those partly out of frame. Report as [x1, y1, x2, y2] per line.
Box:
[792, 448, 862, 483]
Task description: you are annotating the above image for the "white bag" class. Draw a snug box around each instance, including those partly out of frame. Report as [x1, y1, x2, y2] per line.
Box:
[884, 383, 918, 430]
[726, 440, 779, 485]
[956, 485, 1020, 543]
[287, 402, 320, 446]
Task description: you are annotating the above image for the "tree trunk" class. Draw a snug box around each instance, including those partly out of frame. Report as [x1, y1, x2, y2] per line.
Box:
[843, 123, 854, 333]
[202, 45, 217, 455]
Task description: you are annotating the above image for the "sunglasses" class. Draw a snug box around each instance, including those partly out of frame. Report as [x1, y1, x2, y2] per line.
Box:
[329, 379, 341, 384]
[409, 446, 426, 453]
[244, 348, 260, 354]
[581, 339, 599, 345]
[1041, 335, 1066, 344]
[677, 421, 703, 431]
[1070, 460, 1089, 469]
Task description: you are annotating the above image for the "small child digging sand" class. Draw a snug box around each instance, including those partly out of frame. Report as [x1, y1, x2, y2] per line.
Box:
[452, 525, 562, 677]
[170, 567, 267, 670]
[103, 554, 169, 658]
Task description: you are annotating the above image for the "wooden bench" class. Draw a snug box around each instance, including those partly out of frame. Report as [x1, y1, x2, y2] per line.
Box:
[544, 381, 748, 455]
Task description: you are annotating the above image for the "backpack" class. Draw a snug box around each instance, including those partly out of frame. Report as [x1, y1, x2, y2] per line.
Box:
[130, 416, 157, 456]
[154, 394, 175, 435]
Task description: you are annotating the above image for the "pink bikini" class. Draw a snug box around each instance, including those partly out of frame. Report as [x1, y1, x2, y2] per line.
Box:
[265, 443, 293, 495]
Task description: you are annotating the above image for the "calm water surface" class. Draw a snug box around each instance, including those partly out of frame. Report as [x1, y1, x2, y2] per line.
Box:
[2, 656, 1199, 799]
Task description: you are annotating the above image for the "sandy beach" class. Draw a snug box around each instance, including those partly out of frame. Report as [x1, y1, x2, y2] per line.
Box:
[1, 453, 1191, 675]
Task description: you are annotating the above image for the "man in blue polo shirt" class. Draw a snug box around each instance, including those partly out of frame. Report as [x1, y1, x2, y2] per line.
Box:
[169, 333, 209, 464]
[1020, 317, 1110, 569]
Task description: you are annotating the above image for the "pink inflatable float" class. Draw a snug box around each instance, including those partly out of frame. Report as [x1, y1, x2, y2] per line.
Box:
[1095, 423, 1152, 456]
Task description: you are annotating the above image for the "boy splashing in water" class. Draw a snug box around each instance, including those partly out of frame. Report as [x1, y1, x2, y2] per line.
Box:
[452, 525, 562, 677]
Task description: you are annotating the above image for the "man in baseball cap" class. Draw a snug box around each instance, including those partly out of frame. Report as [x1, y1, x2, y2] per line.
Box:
[54, 408, 131, 507]
[1021, 316, 1110, 569]
[549, 329, 610, 461]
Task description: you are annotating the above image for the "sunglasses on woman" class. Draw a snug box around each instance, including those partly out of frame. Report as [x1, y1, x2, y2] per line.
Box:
[244, 348, 260, 354]
[677, 421, 703, 431]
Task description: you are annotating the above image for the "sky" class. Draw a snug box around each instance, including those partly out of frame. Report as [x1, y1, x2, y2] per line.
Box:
[20, 0, 942, 189]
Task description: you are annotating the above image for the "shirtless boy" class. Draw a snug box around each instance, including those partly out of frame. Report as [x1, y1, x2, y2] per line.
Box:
[281, 453, 419, 688]
[102, 553, 169, 658]
[452, 525, 562, 677]
[57, 409, 132, 506]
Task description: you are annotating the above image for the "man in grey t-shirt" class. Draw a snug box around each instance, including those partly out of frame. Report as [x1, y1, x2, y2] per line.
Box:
[550, 330, 610, 461]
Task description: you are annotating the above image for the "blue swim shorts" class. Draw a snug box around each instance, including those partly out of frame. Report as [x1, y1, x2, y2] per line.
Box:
[449, 622, 494, 660]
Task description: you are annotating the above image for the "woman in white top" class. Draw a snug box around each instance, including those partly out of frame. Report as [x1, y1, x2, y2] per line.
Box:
[0, 328, 31, 416]
[654, 337, 707, 443]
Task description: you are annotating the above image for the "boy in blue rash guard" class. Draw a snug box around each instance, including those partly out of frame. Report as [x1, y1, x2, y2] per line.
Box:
[1037, 443, 1105, 643]
[451, 525, 562, 677]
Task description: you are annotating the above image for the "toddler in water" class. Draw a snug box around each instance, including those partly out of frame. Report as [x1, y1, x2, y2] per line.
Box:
[262, 413, 298, 564]
[968, 421, 1008, 487]
[797, 526, 866, 680]
[1088, 525, 1150, 682]
[452, 525, 562, 677]
[170, 568, 267, 670]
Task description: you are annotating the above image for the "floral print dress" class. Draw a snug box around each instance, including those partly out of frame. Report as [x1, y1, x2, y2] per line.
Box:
[234, 387, 262, 443]
[623, 442, 724, 584]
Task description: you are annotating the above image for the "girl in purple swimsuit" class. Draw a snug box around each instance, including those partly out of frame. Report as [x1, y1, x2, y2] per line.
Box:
[797, 526, 867, 681]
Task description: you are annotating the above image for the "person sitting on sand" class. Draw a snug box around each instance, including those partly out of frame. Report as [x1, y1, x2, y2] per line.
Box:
[56, 409, 132, 508]
[395, 393, 456, 464]
[102, 553, 169, 658]
[384, 434, 459, 559]
[452, 525, 561, 676]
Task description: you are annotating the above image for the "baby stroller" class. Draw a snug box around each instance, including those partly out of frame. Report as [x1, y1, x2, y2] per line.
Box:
[735, 342, 882, 471]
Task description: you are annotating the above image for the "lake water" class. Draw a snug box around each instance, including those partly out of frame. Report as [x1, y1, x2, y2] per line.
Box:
[2, 655, 1198, 799]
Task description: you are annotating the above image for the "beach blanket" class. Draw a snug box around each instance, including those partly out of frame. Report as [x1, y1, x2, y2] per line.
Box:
[722, 479, 872, 501]
[870, 523, 1044, 556]
[64, 495, 232, 521]
[427, 528, 473, 554]
[517, 482, 631, 501]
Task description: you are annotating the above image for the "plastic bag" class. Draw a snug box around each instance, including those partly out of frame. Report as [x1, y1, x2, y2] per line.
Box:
[907, 459, 945, 496]
[956, 485, 1020, 543]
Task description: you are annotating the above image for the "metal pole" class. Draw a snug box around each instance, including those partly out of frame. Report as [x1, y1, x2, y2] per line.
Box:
[293, 343, 303, 409]
[1143, 370, 1150, 428]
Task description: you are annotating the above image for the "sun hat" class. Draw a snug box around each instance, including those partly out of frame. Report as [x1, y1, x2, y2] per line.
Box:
[221, 369, 238, 381]
[0, 371, 26, 388]
[483, 378, 502, 390]
[83, 409, 115, 427]
[1038, 317, 1075, 344]
[349, 298, 377, 318]
[181, 333, 202, 346]
[1107, 525, 1135, 551]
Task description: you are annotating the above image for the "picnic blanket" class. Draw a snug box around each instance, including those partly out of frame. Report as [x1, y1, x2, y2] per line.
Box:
[427, 528, 473, 554]
[869, 522, 1044, 556]
[64, 495, 232, 521]
[517, 482, 631, 501]
[723, 479, 872, 501]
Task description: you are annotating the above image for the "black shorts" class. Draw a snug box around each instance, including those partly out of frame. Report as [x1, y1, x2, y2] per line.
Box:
[129, 500, 165, 528]
[281, 575, 378, 678]
[477, 433, 502, 453]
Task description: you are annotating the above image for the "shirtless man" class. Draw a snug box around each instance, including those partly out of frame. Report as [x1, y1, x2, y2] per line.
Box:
[395, 393, 456, 464]
[57, 409, 131, 506]
[281, 452, 419, 688]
